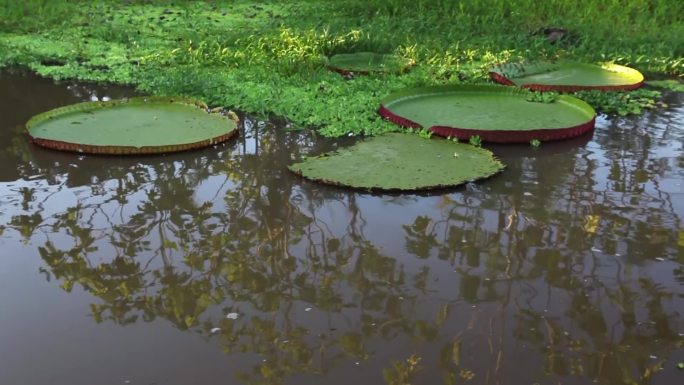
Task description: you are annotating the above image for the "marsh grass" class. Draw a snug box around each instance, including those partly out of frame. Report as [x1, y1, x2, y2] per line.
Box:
[0, 0, 682, 136]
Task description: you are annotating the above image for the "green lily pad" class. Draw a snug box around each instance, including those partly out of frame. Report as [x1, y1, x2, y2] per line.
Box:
[489, 60, 644, 91]
[326, 52, 414, 75]
[26, 97, 238, 154]
[379, 85, 596, 143]
[288, 133, 504, 191]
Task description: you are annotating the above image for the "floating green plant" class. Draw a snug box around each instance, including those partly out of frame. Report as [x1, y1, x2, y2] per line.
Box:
[326, 52, 414, 75]
[288, 133, 504, 191]
[469, 135, 482, 147]
[646, 80, 684, 92]
[525, 91, 558, 103]
[26, 97, 239, 154]
[490, 61, 645, 91]
[573, 89, 661, 116]
[379, 85, 596, 143]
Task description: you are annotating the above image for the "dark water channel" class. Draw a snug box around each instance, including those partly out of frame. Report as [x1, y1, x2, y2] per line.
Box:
[1, 69, 683, 385]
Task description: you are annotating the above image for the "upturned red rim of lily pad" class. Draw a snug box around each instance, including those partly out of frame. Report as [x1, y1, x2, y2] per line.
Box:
[489, 61, 644, 92]
[378, 85, 596, 143]
[26, 97, 239, 155]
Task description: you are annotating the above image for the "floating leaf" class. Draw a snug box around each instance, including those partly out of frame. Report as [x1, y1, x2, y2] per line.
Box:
[326, 52, 413, 75]
[289, 133, 504, 191]
[380, 85, 596, 143]
[490, 61, 644, 91]
[26, 97, 238, 154]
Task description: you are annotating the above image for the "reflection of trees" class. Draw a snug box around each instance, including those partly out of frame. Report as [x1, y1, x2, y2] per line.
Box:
[402, 97, 684, 385]
[8, 118, 442, 385]
[4, 80, 683, 385]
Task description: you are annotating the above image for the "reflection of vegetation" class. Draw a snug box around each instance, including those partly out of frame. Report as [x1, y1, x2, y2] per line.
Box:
[382, 354, 422, 385]
[3, 85, 684, 384]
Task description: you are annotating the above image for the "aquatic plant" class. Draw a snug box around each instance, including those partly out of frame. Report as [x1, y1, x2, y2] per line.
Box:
[491, 61, 645, 91]
[525, 91, 558, 103]
[380, 85, 595, 143]
[326, 52, 414, 75]
[288, 133, 504, 191]
[646, 79, 684, 92]
[573, 89, 661, 116]
[26, 97, 239, 154]
[468, 135, 482, 147]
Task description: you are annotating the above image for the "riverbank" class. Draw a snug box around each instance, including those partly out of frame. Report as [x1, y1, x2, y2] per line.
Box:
[1, 0, 682, 137]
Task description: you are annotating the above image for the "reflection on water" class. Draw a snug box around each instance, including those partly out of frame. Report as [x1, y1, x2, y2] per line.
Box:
[0, 69, 683, 385]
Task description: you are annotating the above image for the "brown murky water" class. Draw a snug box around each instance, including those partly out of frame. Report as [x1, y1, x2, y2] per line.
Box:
[0, 69, 682, 385]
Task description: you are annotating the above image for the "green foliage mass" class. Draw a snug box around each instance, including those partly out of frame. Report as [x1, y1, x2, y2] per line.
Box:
[525, 91, 559, 103]
[0, 0, 682, 137]
[646, 79, 684, 92]
[574, 89, 661, 116]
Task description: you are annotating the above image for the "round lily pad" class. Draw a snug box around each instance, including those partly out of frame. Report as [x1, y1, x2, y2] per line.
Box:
[379, 85, 596, 143]
[26, 97, 239, 154]
[489, 61, 644, 91]
[288, 133, 504, 191]
[326, 52, 414, 75]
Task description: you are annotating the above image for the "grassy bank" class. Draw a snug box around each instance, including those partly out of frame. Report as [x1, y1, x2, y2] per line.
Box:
[1, 0, 682, 137]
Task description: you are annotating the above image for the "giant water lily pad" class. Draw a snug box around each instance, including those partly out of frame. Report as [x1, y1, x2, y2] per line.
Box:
[26, 97, 238, 154]
[288, 133, 504, 191]
[326, 52, 414, 75]
[489, 61, 644, 91]
[379, 85, 596, 143]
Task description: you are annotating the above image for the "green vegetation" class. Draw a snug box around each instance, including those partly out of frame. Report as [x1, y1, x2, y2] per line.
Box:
[468, 135, 482, 147]
[525, 91, 558, 103]
[647, 79, 684, 92]
[530, 138, 541, 147]
[326, 52, 414, 74]
[288, 133, 504, 191]
[0, 0, 682, 137]
[574, 89, 661, 116]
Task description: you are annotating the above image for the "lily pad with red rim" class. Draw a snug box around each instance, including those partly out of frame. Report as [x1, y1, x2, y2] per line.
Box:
[288, 133, 504, 192]
[326, 52, 414, 75]
[489, 60, 644, 91]
[26, 97, 239, 155]
[379, 85, 596, 143]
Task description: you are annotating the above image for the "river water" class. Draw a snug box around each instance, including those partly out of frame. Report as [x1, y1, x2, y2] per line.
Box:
[0, 69, 682, 385]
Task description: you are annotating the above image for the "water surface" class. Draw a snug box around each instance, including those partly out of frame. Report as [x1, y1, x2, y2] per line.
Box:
[1, 69, 682, 385]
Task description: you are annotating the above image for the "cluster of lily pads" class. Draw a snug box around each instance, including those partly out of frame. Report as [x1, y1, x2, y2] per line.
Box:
[25, 51, 646, 192]
[289, 52, 645, 191]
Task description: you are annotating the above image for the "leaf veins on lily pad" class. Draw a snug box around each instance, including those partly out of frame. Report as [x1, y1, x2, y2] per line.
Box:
[288, 133, 504, 191]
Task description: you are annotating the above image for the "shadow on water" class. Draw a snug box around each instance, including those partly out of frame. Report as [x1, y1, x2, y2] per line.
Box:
[0, 69, 683, 385]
